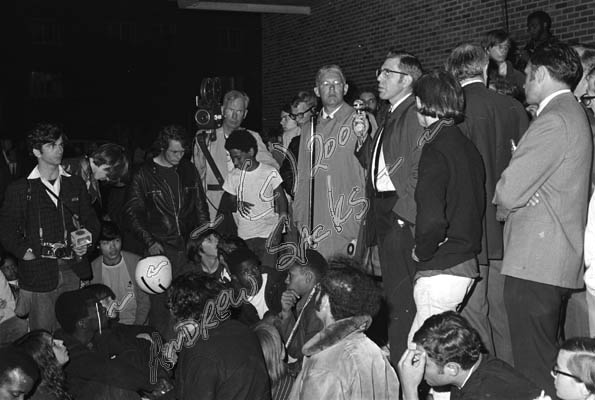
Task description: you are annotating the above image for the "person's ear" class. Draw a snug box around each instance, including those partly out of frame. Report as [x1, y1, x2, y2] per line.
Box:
[444, 362, 462, 377]
[304, 269, 314, 285]
[32, 148, 41, 159]
[578, 381, 590, 398]
[343, 83, 349, 96]
[536, 65, 548, 83]
[243, 109, 248, 120]
[314, 86, 320, 97]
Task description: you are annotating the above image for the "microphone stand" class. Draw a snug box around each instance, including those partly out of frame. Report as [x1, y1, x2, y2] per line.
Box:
[308, 113, 317, 236]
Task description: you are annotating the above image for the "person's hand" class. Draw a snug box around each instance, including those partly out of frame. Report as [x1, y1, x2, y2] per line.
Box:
[397, 349, 426, 400]
[280, 289, 299, 316]
[148, 242, 165, 256]
[72, 244, 88, 257]
[237, 201, 254, 218]
[23, 249, 36, 261]
[526, 192, 540, 207]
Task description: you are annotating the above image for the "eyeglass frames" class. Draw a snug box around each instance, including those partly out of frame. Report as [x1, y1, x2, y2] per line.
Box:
[289, 106, 315, 120]
[552, 366, 582, 382]
[376, 68, 409, 79]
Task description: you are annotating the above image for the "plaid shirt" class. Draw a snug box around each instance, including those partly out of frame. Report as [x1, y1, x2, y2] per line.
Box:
[0, 171, 99, 292]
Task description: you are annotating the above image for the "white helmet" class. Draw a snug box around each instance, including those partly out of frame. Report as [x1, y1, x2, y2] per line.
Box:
[135, 255, 172, 294]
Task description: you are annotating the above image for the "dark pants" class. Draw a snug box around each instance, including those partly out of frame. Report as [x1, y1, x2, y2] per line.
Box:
[505, 276, 570, 400]
[374, 195, 417, 366]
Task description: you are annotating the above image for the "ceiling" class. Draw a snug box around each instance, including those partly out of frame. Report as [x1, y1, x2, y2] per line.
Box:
[177, 0, 310, 15]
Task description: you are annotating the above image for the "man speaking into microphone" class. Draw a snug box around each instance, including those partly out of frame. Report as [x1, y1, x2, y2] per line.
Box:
[293, 64, 376, 259]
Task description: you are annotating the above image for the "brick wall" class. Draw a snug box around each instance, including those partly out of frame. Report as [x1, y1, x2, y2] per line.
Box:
[261, 0, 595, 133]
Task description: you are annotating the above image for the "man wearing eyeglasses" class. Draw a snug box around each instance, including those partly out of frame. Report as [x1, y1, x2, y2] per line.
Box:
[354, 51, 424, 364]
[293, 64, 372, 259]
[126, 125, 209, 338]
[194, 90, 279, 220]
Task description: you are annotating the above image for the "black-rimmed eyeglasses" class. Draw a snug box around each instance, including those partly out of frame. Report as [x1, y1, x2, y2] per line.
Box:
[376, 68, 409, 79]
[289, 106, 314, 120]
[552, 366, 582, 382]
[581, 94, 595, 107]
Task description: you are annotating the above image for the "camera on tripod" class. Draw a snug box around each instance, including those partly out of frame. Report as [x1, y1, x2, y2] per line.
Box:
[195, 77, 223, 137]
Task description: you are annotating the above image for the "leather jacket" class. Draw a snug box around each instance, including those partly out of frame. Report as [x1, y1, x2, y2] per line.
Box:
[125, 158, 209, 249]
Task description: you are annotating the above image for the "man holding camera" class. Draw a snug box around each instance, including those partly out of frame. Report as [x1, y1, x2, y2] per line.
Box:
[193, 89, 279, 219]
[0, 123, 100, 332]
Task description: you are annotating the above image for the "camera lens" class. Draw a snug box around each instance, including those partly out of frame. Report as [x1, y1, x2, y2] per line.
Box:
[195, 109, 212, 126]
[54, 247, 67, 259]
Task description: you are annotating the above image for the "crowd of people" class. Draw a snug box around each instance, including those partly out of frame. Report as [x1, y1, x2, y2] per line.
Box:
[1, 8, 595, 400]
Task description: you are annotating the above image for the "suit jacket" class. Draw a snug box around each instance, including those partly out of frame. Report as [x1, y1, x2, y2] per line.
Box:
[494, 92, 592, 288]
[91, 250, 150, 325]
[458, 82, 529, 263]
[357, 95, 424, 232]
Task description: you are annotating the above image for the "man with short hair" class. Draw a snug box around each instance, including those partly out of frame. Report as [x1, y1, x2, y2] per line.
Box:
[356, 51, 424, 364]
[398, 311, 539, 400]
[0, 123, 100, 332]
[517, 10, 557, 70]
[494, 42, 592, 395]
[54, 289, 163, 399]
[289, 261, 399, 399]
[125, 124, 209, 337]
[90, 220, 150, 325]
[293, 65, 371, 259]
[194, 90, 279, 219]
[0, 347, 38, 400]
[446, 43, 529, 365]
[277, 249, 328, 361]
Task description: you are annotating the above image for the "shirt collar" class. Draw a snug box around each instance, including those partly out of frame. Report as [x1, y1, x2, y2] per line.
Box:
[389, 93, 412, 113]
[27, 165, 71, 180]
[461, 78, 485, 87]
[537, 89, 571, 116]
[321, 103, 344, 119]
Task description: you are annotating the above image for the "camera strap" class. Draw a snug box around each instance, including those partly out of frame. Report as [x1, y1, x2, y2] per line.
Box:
[40, 180, 82, 229]
[196, 135, 225, 189]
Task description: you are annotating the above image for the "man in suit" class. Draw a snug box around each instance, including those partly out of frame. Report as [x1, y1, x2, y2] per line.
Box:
[494, 42, 592, 396]
[356, 51, 424, 364]
[446, 43, 529, 365]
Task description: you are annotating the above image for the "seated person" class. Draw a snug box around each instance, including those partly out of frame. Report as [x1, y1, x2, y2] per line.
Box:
[289, 259, 399, 399]
[228, 248, 285, 324]
[14, 330, 72, 400]
[182, 227, 229, 282]
[54, 289, 166, 399]
[0, 252, 27, 345]
[254, 322, 296, 400]
[0, 346, 39, 400]
[277, 249, 327, 362]
[537, 337, 595, 400]
[167, 272, 271, 400]
[91, 221, 150, 325]
[219, 129, 287, 268]
[398, 311, 540, 400]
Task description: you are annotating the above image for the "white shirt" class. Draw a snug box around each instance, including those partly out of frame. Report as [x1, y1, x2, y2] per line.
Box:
[461, 79, 484, 87]
[321, 103, 344, 120]
[372, 93, 412, 191]
[536, 89, 571, 116]
[27, 166, 71, 207]
[249, 273, 269, 319]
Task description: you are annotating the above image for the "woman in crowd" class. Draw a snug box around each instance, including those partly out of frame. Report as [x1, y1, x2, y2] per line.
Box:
[183, 227, 229, 282]
[254, 322, 295, 400]
[536, 337, 595, 400]
[14, 330, 72, 400]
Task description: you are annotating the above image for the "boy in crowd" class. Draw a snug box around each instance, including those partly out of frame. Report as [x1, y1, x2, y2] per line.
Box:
[91, 221, 150, 325]
[220, 129, 287, 269]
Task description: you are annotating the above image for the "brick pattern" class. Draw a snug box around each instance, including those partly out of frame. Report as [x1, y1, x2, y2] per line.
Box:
[262, 0, 595, 132]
